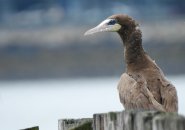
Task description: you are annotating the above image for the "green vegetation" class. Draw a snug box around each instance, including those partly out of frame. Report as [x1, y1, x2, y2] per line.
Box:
[70, 121, 92, 130]
[109, 112, 117, 121]
[63, 119, 75, 124]
[21, 126, 39, 130]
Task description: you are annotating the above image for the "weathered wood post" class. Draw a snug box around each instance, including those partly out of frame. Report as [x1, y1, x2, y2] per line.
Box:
[59, 111, 185, 130]
[58, 118, 93, 130]
[93, 111, 185, 130]
[152, 113, 185, 130]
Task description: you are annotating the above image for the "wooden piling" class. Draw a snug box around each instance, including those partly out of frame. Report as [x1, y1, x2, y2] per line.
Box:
[58, 118, 93, 130]
[59, 111, 185, 130]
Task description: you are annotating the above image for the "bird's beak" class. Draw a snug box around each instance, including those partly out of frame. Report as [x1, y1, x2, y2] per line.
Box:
[84, 19, 121, 36]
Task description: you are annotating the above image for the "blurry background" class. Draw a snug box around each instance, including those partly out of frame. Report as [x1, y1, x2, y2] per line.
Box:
[0, 0, 185, 130]
[0, 0, 184, 79]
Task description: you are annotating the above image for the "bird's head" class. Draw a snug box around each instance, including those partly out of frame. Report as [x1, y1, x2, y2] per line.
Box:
[84, 14, 138, 40]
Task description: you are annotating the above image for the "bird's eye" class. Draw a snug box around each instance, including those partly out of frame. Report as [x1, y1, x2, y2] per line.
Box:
[107, 19, 117, 25]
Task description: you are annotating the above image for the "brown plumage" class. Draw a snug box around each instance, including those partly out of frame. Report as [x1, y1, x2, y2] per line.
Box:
[85, 14, 178, 112]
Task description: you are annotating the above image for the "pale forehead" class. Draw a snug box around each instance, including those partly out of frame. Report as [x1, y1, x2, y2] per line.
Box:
[97, 19, 114, 27]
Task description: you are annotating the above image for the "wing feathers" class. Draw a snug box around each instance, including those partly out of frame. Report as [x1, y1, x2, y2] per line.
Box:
[160, 79, 178, 112]
[118, 73, 178, 112]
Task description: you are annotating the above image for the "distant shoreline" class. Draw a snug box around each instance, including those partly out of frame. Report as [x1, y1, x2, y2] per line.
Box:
[0, 20, 184, 80]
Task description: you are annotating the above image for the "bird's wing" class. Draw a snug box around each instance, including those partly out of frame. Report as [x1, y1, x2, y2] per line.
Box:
[118, 73, 165, 111]
[159, 78, 178, 112]
[117, 73, 136, 109]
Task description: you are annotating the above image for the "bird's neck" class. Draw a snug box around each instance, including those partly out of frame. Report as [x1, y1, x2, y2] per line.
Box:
[119, 29, 148, 72]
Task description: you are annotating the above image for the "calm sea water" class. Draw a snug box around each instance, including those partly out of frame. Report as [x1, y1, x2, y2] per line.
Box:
[0, 75, 185, 130]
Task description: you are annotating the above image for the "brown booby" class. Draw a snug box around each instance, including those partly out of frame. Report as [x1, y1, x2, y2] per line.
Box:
[84, 14, 178, 112]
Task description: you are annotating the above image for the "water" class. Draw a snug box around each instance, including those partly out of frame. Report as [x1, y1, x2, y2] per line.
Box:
[0, 75, 184, 130]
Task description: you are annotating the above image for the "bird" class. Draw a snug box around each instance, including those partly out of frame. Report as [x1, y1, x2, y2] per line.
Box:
[84, 14, 178, 112]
